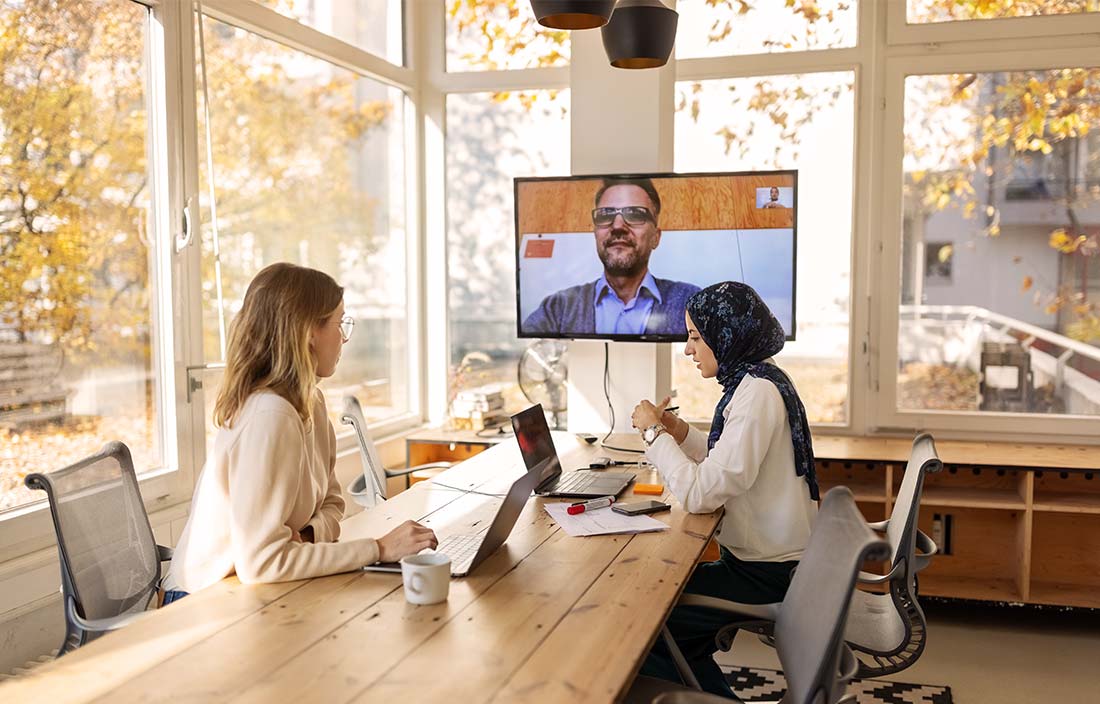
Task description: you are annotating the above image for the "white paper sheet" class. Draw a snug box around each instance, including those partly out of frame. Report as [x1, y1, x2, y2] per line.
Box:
[543, 502, 670, 537]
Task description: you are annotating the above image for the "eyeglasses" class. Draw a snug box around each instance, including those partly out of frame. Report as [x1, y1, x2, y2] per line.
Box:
[338, 315, 355, 343]
[591, 205, 655, 228]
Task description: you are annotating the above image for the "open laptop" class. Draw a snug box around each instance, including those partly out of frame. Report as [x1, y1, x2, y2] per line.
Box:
[363, 462, 541, 577]
[511, 404, 636, 499]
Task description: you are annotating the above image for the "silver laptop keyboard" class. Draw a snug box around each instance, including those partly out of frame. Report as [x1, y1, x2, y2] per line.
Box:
[553, 471, 602, 493]
[435, 532, 482, 572]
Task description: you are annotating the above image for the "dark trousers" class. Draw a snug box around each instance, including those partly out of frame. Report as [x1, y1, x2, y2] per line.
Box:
[639, 546, 797, 698]
[161, 589, 189, 606]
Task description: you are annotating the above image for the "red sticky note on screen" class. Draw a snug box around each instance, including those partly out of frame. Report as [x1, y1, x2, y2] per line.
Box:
[525, 239, 555, 258]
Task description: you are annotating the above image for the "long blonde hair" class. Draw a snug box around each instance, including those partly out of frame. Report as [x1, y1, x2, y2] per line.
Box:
[213, 262, 343, 430]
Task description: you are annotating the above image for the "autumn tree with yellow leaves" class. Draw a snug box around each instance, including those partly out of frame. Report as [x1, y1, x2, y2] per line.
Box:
[449, 0, 1100, 343]
[0, 0, 393, 364]
[0, 0, 150, 360]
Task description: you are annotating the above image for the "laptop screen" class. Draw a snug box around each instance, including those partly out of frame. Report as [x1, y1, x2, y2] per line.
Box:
[511, 404, 562, 487]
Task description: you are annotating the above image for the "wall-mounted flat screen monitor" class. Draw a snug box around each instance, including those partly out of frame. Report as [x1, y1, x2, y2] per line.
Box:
[514, 170, 797, 342]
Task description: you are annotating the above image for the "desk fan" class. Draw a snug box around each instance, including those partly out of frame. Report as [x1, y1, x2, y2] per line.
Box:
[518, 340, 567, 429]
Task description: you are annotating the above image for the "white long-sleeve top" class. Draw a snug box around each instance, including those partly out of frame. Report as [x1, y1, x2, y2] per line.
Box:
[645, 374, 817, 563]
[162, 390, 379, 593]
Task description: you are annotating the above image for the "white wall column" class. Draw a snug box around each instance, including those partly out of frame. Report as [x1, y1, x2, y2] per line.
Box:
[567, 18, 676, 433]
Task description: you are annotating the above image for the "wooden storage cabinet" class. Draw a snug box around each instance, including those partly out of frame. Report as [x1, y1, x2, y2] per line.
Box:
[913, 507, 1027, 603]
[406, 438, 488, 467]
[1032, 471, 1100, 514]
[403, 431, 1099, 608]
[916, 466, 1029, 511]
[1028, 471, 1100, 605]
[855, 500, 888, 524]
[799, 446, 1099, 608]
[817, 460, 891, 505]
[1029, 513, 1100, 606]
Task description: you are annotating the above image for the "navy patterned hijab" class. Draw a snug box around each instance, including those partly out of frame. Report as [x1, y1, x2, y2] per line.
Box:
[686, 282, 818, 500]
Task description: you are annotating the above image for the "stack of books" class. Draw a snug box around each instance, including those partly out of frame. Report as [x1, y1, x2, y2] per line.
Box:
[451, 384, 507, 431]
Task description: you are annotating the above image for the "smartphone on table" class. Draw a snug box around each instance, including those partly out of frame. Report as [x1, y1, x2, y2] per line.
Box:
[612, 500, 671, 516]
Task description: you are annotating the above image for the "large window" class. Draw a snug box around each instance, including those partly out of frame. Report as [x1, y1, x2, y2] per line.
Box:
[898, 68, 1100, 418]
[445, 90, 570, 415]
[197, 15, 410, 429]
[258, 0, 404, 65]
[445, 1, 569, 72]
[907, 0, 1100, 23]
[674, 72, 856, 425]
[1, 0, 161, 513]
[677, 0, 857, 57]
[7, 0, 1100, 527]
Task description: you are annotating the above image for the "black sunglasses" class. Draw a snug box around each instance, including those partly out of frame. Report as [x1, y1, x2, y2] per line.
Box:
[591, 205, 655, 227]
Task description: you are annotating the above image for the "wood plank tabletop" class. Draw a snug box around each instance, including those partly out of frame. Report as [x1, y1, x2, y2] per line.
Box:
[405, 428, 1099, 471]
[1, 432, 720, 704]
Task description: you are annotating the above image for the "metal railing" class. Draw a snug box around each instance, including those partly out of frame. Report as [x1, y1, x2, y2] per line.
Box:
[900, 304, 1100, 393]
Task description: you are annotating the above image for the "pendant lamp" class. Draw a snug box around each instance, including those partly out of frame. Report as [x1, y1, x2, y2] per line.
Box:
[601, 0, 678, 69]
[531, 0, 616, 30]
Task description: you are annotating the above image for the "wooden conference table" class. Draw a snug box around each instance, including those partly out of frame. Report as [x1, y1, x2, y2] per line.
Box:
[2, 433, 721, 704]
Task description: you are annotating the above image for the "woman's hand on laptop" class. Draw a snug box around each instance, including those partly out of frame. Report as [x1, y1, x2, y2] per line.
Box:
[378, 520, 439, 562]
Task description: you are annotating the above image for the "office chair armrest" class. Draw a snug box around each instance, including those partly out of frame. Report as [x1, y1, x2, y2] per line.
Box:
[384, 462, 454, 478]
[857, 557, 906, 584]
[838, 644, 859, 684]
[913, 529, 938, 572]
[157, 544, 174, 562]
[856, 570, 891, 585]
[65, 596, 147, 634]
[677, 594, 780, 622]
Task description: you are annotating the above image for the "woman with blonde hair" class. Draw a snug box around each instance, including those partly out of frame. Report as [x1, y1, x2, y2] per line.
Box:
[161, 263, 436, 602]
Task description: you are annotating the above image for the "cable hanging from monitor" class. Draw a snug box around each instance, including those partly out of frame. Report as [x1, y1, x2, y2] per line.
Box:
[601, 342, 614, 445]
[735, 229, 745, 283]
[597, 342, 646, 454]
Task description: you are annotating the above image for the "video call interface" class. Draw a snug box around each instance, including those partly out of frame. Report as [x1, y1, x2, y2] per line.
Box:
[514, 170, 797, 342]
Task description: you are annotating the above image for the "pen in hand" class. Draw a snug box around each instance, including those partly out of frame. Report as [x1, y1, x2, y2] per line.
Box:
[567, 496, 615, 515]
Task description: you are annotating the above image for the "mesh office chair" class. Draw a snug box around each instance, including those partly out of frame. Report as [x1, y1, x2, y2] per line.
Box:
[841, 431, 942, 676]
[340, 395, 453, 508]
[630, 487, 889, 704]
[700, 433, 943, 680]
[24, 441, 174, 655]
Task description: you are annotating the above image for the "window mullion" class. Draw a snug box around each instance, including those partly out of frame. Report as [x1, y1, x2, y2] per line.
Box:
[161, 0, 209, 488]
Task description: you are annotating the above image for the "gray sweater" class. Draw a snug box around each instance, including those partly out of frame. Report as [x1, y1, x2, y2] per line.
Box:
[523, 276, 701, 336]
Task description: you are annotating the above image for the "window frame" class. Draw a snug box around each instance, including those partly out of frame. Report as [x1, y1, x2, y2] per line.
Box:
[192, 0, 425, 442]
[13, 0, 1100, 563]
[887, 0, 1100, 45]
[425, 0, 571, 425]
[0, 0, 428, 559]
[0, 0, 192, 560]
[670, 3, 875, 434]
[872, 44, 1100, 442]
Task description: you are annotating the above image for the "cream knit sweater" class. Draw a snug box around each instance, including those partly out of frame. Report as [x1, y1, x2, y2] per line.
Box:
[162, 390, 379, 593]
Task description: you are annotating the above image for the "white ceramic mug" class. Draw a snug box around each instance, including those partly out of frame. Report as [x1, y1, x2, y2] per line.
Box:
[400, 553, 451, 605]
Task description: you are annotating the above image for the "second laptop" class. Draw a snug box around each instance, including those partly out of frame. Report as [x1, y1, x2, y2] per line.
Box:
[511, 404, 635, 499]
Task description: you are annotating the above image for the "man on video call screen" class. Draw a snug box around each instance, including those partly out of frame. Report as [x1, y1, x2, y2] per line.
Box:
[522, 177, 700, 337]
[515, 171, 797, 340]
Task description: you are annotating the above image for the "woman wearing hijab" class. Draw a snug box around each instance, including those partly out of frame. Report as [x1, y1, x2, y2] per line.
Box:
[630, 281, 818, 697]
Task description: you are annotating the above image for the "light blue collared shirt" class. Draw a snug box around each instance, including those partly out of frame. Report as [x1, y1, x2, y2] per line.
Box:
[593, 272, 663, 335]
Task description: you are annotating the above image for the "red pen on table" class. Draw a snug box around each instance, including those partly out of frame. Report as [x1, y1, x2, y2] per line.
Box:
[567, 496, 615, 515]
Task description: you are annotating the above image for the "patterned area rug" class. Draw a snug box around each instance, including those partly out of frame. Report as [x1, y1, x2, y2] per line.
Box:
[723, 666, 953, 704]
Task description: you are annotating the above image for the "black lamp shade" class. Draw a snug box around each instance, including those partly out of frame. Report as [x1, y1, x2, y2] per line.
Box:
[601, 0, 678, 69]
[531, 0, 616, 30]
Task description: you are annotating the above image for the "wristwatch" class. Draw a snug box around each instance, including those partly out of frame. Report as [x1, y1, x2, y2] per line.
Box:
[642, 424, 666, 447]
